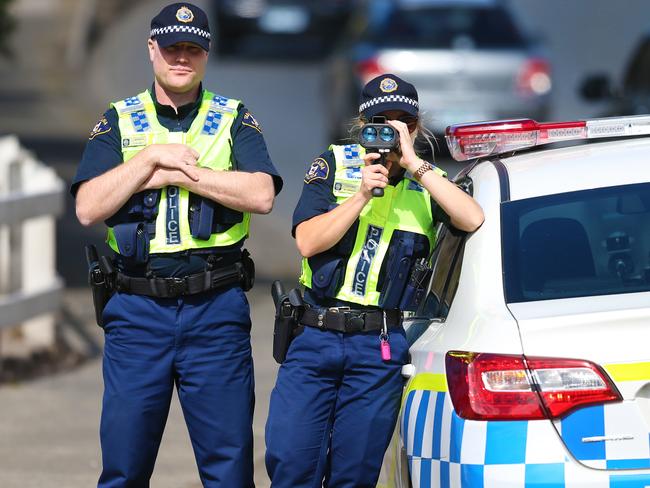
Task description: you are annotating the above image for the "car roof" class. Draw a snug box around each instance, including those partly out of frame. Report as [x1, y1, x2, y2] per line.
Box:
[495, 137, 650, 201]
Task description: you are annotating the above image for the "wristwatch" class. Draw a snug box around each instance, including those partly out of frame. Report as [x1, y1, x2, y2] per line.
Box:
[414, 161, 434, 180]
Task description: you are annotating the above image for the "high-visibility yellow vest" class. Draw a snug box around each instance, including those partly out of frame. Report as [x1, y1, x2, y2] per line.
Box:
[300, 144, 445, 307]
[106, 89, 250, 254]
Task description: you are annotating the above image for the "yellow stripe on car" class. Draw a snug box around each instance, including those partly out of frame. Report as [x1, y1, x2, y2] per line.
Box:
[605, 362, 650, 382]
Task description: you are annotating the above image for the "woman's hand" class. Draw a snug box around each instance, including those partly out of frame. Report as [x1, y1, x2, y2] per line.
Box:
[387, 120, 423, 173]
[359, 152, 388, 200]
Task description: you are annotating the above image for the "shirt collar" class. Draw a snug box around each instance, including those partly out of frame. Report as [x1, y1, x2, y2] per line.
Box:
[149, 82, 203, 118]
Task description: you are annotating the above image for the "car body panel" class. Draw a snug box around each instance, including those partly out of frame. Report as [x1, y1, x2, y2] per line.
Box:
[377, 138, 650, 487]
[503, 138, 650, 201]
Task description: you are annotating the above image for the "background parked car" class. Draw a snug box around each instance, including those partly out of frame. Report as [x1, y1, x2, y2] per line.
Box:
[325, 0, 552, 144]
[213, 0, 357, 59]
[581, 32, 650, 116]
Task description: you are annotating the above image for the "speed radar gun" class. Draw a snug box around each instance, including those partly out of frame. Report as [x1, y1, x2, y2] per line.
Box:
[358, 116, 399, 197]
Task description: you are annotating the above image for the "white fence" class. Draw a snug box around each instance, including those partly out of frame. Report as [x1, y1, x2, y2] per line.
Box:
[0, 136, 65, 349]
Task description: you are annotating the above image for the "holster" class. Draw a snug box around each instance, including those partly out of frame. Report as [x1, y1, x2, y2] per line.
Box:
[399, 257, 432, 311]
[271, 281, 305, 364]
[85, 245, 115, 328]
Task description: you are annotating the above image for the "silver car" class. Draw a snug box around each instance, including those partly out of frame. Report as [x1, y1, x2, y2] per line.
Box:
[326, 0, 551, 141]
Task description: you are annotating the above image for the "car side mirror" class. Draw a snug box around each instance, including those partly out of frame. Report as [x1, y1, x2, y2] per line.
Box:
[580, 74, 614, 101]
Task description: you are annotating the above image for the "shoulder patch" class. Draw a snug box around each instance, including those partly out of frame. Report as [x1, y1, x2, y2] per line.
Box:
[304, 157, 330, 184]
[89, 116, 111, 140]
[242, 112, 262, 133]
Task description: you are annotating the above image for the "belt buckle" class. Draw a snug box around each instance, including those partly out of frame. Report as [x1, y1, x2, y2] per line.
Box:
[165, 277, 187, 296]
[327, 306, 351, 313]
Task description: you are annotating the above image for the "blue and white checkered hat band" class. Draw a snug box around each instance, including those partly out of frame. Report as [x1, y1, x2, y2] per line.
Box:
[150, 25, 211, 40]
[359, 94, 419, 114]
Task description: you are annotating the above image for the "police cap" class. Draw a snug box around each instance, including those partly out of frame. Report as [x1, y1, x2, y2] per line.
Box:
[359, 74, 419, 119]
[150, 3, 211, 52]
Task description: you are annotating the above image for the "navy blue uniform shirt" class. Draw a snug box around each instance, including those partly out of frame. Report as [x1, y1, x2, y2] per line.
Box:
[72, 85, 283, 276]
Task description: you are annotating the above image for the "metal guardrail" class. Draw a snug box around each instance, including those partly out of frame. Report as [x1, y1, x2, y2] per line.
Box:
[0, 136, 65, 337]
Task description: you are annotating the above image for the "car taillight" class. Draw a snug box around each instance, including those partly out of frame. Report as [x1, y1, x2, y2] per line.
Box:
[355, 57, 384, 84]
[517, 58, 552, 96]
[445, 351, 622, 421]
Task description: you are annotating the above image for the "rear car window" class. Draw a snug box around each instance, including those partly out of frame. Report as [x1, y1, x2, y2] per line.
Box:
[362, 5, 525, 49]
[502, 182, 650, 302]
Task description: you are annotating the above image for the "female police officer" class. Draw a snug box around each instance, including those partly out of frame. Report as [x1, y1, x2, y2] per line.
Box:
[265, 74, 484, 487]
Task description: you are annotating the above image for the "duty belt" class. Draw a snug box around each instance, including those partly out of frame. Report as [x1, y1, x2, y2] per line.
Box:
[300, 307, 402, 333]
[114, 262, 247, 298]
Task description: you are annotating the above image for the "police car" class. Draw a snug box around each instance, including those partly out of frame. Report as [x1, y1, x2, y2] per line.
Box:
[378, 116, 650, 488]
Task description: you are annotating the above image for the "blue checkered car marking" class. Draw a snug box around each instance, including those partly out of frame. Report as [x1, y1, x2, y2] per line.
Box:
[202, 110, 223, 135]
[130, 110, 150, 132]
[402, 389, 650, 488]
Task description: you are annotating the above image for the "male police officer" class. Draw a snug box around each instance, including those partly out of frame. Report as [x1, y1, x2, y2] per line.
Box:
[72, 3, 282, 486]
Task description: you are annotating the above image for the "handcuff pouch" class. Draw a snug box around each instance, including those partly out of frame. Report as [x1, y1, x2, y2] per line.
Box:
[112, 222, 149, 264]
[309, 253, 346, 299]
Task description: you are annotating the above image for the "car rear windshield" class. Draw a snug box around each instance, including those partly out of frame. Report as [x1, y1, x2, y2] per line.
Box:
[362, 5, 526, 49]
[502, 182, 650, 303]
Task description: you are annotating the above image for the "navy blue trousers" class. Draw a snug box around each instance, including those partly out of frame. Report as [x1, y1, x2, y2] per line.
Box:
[98, 285, 254, 488]
[265, 325, 408, 488]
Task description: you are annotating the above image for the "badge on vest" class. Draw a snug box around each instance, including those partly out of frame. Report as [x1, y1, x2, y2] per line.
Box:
[304, 157, 329, 184]
[333, 180, 361, 197]
[121, 134, 150, 148]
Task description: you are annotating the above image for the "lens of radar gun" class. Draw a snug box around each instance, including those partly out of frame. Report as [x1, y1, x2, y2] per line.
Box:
[362, 126, 377, 142]
[379, 126, 395, 142]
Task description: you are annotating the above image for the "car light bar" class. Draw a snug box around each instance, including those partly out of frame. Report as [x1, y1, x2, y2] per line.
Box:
[445, 351, 622, 421]
[445, 115, 650, 161]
